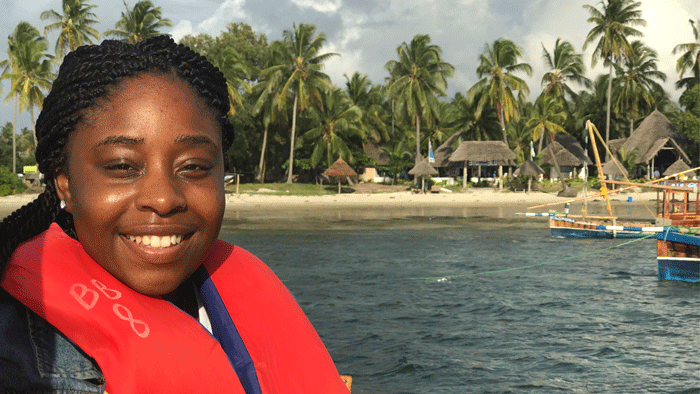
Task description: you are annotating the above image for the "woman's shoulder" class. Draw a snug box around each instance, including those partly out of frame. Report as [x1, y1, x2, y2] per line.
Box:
[0, 289, 105, 393]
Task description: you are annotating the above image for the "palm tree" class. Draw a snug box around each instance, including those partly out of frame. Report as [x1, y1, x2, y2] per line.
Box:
[385, 34, 455, 159]
[1, 22, 54, 173]
[300, 87, 363, 169]
[251, 45, 288, 183]
[526, 96, 567, 154]
[41, 0, 100, 58]
[613, 40, 666, 135]
[104, 0, 173, 44]
[259, 23, 337, 183]
[541, 39, 591, 107]
[344, 72, 389, 143]
[583, 0, 645, 159]
[526, 97, 569, 188]
[449, 91, 501, 142]
[208, 48, 252, 116]
[468, 38, 532, 146]
[673, 19, 700, 90]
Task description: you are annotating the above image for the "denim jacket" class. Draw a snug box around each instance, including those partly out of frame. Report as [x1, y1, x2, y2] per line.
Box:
[0, 289, 105, 393]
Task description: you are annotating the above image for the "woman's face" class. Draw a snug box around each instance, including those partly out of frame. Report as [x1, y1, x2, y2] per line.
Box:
[55, 73, 226, 296]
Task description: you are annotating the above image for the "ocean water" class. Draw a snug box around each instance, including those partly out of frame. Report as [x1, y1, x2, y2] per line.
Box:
[221, 213, 699, 394]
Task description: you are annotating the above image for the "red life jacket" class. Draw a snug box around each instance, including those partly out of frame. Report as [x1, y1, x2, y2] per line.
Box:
[2, 223, 349, 394]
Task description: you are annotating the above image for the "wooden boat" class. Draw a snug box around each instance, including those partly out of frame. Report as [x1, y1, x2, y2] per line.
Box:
[653, 179, 700, 282]
[656, 229, 700, 282]
[521, 121, 700, 239]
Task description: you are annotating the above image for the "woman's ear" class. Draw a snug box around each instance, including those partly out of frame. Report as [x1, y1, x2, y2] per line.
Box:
[54, 168, 72, 213]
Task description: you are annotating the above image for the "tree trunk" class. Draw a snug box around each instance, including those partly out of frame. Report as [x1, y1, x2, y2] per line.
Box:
[497, 102, 508, 145]
[12, 96, 17, 174]
[415, 112, 421, 159]
[391, 97, 395, 137]
[30, 106, 37, 150]
[538, 126, 546, 154]
[256, 122, 269, 183]
[286, 95, 298, 184]
[630, 117, 634, 137]
[415, 112, 421, 185]
[605, 62, 612, 162]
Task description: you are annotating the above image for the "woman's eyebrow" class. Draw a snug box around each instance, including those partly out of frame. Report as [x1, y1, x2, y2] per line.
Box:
[96, 135, 145, 146]
[175, 134, 216, 146]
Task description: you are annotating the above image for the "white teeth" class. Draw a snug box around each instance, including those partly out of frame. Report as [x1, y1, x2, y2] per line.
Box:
[126, 234, 183, 249]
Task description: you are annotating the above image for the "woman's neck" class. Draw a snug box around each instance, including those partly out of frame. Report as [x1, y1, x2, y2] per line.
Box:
[162, 279, 199, 319]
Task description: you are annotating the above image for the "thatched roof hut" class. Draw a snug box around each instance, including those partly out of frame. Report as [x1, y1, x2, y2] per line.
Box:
[408, 159, 438, 176]
[514, 160, 544, 176]
[323, 157, 357, 178]
[448, 141, 517, 164]
[323, 157, 358, 194]
[663, 159, 694, 177]
[542, 141, 583, 167]
[432, 133, 461, 168]
[554, 134, 592, 165]
[608, 138, 626, 155]
[602, 160, 629, 176]
[621, 109, 690, 165]
[362, 140, 390, 166]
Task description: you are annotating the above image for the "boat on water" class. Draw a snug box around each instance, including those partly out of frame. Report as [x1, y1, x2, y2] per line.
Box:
[522, 121, 700, 240]
[654, 179, 700, 282]
[656, 229, 700, 282]
[549, 216, 663, 239]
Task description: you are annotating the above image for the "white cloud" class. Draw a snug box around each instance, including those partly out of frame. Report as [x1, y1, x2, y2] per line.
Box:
[169, 20, 193, 42]
[290, 0, 342, 14]
[197, 0, 249, 35]
[169, 0, 250, 40]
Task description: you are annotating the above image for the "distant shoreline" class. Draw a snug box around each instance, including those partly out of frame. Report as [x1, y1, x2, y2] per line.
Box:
[1, 189, 662, 223]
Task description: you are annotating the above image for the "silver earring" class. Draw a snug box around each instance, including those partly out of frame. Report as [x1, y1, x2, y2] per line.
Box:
[60, 200, 66, 210]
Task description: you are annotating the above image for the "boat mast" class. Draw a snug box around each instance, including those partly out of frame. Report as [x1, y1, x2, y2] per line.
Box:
[587, 121, 613, 218]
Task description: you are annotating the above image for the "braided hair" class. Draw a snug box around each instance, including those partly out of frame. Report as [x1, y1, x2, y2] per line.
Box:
[0, 35, 233, 270]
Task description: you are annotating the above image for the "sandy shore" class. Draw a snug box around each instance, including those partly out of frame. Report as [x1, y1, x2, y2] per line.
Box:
[0, 188, 662, 224]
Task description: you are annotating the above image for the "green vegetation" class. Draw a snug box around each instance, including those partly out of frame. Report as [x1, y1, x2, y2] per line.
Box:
[0, 0, 698, 197]
[0, 166, 26, 196]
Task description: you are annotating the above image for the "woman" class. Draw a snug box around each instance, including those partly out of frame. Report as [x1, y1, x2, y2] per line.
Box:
[0, 36, 349, 393]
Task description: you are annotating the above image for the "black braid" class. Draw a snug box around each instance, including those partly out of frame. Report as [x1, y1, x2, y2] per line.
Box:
[0, 35, 234, 270]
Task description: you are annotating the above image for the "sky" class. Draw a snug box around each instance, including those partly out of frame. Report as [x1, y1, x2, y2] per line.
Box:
[0, 0, 697, 132]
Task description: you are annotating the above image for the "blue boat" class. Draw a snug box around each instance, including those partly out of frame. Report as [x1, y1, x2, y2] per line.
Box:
[656, 229, 700, 283]
[550, 216, 663, 239]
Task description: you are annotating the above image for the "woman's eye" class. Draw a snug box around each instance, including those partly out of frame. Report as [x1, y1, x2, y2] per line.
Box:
[104, 162, 139, 176]
[180, 163, 213, 177]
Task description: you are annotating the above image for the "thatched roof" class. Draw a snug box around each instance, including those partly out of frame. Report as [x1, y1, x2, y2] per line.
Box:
[514, 160, 544, 176]
[542, 141, 584, 167]
[363, 140, 390, 166]
[622, 109, 690, 164]
[663, 159, 694, 176]
[448, 141, 517, 163]
[554, 134, 592, 165]
[323, 157, 357, 178]
[608, 138, 626, 154]
[602, 159, 628, 176]
[408, 159, 438, 176]
[432, 133, 461, 167]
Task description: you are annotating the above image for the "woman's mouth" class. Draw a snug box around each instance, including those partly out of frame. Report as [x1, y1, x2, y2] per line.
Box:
[126, 234, 184, 249]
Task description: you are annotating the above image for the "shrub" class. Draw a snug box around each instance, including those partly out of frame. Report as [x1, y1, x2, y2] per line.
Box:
[0, 166, 27, 196]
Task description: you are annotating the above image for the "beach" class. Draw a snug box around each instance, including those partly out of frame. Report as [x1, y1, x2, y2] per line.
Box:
[1, 188, 663, 224]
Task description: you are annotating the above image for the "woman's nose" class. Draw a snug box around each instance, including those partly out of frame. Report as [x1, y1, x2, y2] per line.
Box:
[135, 167, 187, 216]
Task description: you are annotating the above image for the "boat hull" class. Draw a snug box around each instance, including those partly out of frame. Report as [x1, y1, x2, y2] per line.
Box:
[656, 231, 700, 283]
[550, 218, 660, 239]
[657, 257, 700, 282]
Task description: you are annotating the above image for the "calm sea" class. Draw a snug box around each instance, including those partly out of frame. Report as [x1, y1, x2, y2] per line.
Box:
[221, 211, 699, 394]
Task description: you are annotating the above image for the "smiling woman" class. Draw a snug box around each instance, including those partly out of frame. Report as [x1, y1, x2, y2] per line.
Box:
[0, 36, 349, 393]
